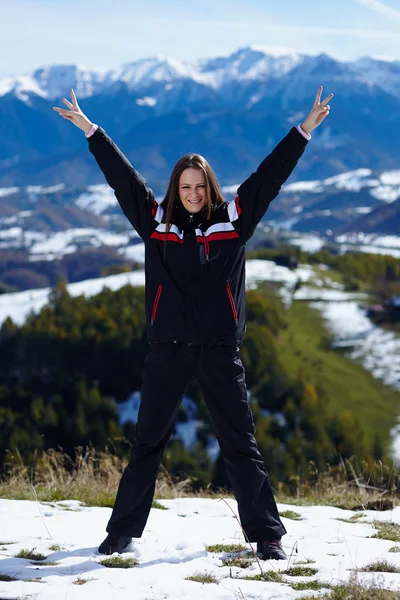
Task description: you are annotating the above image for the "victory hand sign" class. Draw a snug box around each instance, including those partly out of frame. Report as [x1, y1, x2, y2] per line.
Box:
[53, 88, 93, 135]
[300, 87, 334, 135]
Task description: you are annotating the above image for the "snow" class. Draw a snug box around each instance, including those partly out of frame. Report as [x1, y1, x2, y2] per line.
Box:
[0, 75, 46, 101]
[370, 185, 400, 203]
[29, 228, 131, 259]
[0, 270, 145, 327]
[245, 260, 313, 290]
[349, 207, 373, 214]
[280, 168, 400, 200]
[284, 180, 323, 193]
[0, 260, 310, 328]
[221, 184, 239, 195]
[26, 184, 65, 195]
[309, 297, 400, 392]
[335, 234, 400, 259]
[380, 171, 400, 186]
[1, 499, 400, 599]
[0, 227, 23, 239]
[0, 186, 19, 198]
[308, 295, 400, 462]
[118, 243, 145, 264]
[75, 185, 118, 215]
[136, 97, 157, 107]
[270, 217, 300, 231]
[322, 169, 377, 192]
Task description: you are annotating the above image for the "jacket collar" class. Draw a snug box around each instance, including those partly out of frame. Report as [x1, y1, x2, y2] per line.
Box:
[173, 202, 209, 231]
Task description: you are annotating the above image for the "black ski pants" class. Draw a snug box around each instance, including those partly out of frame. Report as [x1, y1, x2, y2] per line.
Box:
[106, 342, 286, 542]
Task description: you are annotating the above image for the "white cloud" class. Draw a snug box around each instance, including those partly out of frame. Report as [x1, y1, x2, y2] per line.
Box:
[354, 0, 400, 23]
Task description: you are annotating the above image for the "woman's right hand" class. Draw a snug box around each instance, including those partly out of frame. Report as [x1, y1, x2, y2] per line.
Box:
[53, 88, 93, 134]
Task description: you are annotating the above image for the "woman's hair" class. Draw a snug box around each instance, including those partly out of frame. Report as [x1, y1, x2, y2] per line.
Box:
[162, 154, 225, 231]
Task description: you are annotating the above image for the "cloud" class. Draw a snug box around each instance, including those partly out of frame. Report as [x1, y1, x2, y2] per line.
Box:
[151, 17, 399, 40]
[354, 0, 400, 24]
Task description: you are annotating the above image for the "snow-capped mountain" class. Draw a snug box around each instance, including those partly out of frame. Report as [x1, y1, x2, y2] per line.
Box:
[1, 166, 400, 270]
[1, 46, 400, 187]
[2, 47, 399, 102]
[269, 168, 400, 234]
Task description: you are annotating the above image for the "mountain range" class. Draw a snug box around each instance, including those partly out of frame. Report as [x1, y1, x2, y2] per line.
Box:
[1, 47, 400, 188]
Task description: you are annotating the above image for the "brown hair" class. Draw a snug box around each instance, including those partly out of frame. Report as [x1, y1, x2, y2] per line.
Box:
[162, 154, 225, 232]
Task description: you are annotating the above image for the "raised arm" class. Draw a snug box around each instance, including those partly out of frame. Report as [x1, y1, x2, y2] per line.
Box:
[53, 89, 154, 239]
[236, 87, 333, 242]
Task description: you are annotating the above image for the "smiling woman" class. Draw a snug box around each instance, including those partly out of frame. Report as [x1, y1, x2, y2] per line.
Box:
[53, 85, 333, 559]
[179, 169, 206, 211]
[161, 153, 226, 239]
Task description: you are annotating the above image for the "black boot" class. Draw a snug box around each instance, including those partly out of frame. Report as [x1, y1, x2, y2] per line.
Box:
[98, 534, 132, 555]
[257, 538, 287, 560]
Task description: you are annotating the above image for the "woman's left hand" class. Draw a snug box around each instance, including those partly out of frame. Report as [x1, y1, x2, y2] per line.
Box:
[300, 87, 334, 135]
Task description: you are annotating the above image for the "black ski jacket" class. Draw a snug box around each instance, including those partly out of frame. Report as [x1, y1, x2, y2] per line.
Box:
[88, 127, 308, 345]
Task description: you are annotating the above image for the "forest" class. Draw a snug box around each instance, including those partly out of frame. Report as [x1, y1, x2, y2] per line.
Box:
[1, 252, 398, 493]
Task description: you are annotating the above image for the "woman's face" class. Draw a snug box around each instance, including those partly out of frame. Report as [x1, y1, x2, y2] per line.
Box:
[178, 168, 207, 213]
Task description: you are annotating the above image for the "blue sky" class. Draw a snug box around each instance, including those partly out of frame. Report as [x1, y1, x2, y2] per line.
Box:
[1, 0, 400, 76]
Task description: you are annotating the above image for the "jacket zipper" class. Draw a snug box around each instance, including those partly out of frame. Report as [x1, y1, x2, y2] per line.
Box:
[202, 230, 210, 262]
[226, 282, 238, 325]
[151, 284, 163, 325]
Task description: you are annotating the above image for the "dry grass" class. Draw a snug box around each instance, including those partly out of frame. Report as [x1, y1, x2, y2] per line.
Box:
[241, 571, 284, 583]
[0, 447, 398, 512]
[284, 566, 318, 576]
[301, 577, 400, 599]
[15, 549, 47, 561]
[221, 556, 253, 568]
[206, 544, 247, 553]
[99, 557, 138, 568]
[372, 521, 400, 542]
[0, 447, 228, 507]
[276, 460, 399, 511]
[185, 571, 219, 584]
[359, 559, 400, 573]
[279, 510, 302, 520]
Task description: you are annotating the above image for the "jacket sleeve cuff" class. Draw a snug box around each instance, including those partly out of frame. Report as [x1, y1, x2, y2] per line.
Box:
[296, 124, 311, 141]
[85, 123, 99, 138]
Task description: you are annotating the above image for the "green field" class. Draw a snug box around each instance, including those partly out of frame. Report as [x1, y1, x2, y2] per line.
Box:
[277, 299, 399, 450]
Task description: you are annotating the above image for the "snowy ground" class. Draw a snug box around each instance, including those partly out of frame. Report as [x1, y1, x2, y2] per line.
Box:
[0, 260, 312, 327]
[1, 498, 400, 600]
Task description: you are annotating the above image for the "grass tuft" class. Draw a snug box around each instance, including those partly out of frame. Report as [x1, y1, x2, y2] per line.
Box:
[300, 583, 400, 599]
[15, 549, 47, 561]
[372, 521, 400, 542]
[0, 573, 17, 581]
[279, 510, 302, 520]
[151, 500, 168, 510]
[0, 541, 16, 545]
[30, 560, 60, 566]
[48, 544, 62, 551]
[73, 576, 96, 585]
[99, 556, 138, 569]
[206, 543, 247, 554]
[290, 581, 329, 591]
[241, 571, 284, 583]
[293, 558, 316, 565]
[186, 571, 219, 584]
[388, 546, 400, 553]
[221, 556, 253, 569]
[336, 513, 366, 524]
[359, 559, 400, 573]
[284, 566, 318, 576]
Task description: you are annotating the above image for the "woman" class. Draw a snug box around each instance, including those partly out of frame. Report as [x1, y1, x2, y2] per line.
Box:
[54, 87, 333, 559]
